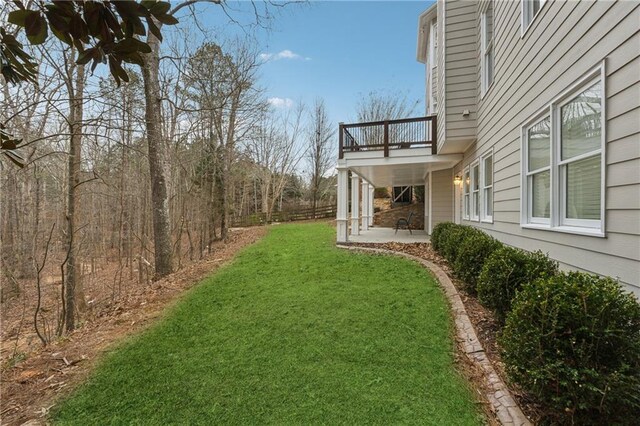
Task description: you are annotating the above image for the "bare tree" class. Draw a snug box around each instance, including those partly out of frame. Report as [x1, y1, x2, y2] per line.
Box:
[355, 90, 420, 149]
[62, 53, 88, 332]
[246, 103, 307, 221]
[356, 90, 419, 122]
[305, 98, 334, 217]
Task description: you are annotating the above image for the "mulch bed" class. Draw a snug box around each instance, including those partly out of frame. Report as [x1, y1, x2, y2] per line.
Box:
[350, 241, 543, 424]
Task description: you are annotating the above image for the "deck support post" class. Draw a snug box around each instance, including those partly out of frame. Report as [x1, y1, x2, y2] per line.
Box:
[336, 167, 349, 243]
[350, 173, 360, 236]
[361, 180, 370, 231]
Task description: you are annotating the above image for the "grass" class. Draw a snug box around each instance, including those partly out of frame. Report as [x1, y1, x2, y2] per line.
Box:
[52, 223, 483, 425]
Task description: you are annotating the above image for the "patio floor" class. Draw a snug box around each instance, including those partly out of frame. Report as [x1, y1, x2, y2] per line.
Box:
[347, 227, 430, 244]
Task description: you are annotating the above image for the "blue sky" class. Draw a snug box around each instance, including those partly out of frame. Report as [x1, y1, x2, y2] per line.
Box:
[191, 1, 433, 126]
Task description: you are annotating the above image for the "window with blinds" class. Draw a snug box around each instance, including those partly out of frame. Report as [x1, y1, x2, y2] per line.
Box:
[521, 64, 604, 235]
[560, 82, 602, 223]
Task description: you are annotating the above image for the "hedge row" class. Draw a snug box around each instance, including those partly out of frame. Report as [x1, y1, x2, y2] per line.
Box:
[430, 222, 640, 424]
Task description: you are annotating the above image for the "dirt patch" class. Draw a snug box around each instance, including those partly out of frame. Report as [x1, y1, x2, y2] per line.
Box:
[0, 226, 267, 426]
[350, 241, 542, 424]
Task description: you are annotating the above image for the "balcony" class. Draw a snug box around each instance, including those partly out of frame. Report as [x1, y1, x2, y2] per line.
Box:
[339, 116, 437, 159]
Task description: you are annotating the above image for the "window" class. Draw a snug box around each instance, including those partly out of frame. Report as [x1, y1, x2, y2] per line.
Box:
[559, 81, 603, 227]
[522, 0, 546, 34]
[481, 1, 494, 97]
[481, 152, 494, 222]
[525, 117, 551, 224]
[521, 64, 605, 236]
[428, 21, 438, 114]
[471, 161, 480, 221]
[463, 167, 470, 220]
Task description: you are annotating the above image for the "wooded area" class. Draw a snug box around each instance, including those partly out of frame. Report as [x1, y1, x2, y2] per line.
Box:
[0, 1, 337, 358]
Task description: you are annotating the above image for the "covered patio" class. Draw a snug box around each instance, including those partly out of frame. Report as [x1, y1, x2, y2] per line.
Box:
[335, 116, 461, 244]
[346, 227, 429, 244]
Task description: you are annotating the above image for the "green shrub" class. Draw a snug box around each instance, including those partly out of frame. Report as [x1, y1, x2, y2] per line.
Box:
[500, 272, 640, 424]
[438, 225, 479, 264]
[477, 247, 558, 323]
[453, 232, 502, 293]
[430, 222, 456, 253]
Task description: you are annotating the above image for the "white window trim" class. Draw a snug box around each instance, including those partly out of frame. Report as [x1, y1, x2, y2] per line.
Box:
[480, 149, 494, 223]
[521, 0, 547, 37]
[463, 166, 470, 220]
[520, 61, 606, 237]
[480, 1, 494, 98]
[470, 160, 480, 222]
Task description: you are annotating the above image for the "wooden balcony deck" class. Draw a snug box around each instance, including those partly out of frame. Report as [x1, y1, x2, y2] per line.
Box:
[339, 116, 437, 159]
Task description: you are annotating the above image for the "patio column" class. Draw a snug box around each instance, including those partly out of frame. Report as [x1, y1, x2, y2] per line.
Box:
[336, 168, 349, 243]
[368, 185, 375, 228]
[427, 171, 433, 235]
[350, 173, 360, 236]
[361, 180, 370, 231]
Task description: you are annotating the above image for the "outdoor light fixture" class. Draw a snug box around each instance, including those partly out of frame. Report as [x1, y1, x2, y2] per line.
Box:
[454, 175, 462, 185]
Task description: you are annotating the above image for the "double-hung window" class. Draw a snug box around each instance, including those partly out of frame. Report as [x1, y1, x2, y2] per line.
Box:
[525, 117, 551, 224]
[481, 1, 494, 97]
[559, 80, 603, 227]
[522, 0, 546, 34]
[463, 167, 470, 220]
[471, 161, 480, 221]
[481, 152, 494, 222]
[521, 64, 605, 236]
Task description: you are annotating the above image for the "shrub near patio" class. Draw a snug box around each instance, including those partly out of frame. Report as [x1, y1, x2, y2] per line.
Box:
[453, 232, 501, 295]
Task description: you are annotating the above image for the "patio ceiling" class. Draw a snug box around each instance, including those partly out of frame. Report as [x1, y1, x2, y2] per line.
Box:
[345, 153, 462, 187]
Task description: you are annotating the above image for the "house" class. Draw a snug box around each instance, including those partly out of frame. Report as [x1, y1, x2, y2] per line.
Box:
[336, 0, 640, 296]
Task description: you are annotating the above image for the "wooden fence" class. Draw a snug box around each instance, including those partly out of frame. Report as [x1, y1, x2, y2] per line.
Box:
[232, 204, 337, 227]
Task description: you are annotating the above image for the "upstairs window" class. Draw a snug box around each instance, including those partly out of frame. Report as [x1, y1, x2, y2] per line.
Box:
[522, 0, 546, 34]
[428, 21, 438, 114]
[481, 1, 494, 97]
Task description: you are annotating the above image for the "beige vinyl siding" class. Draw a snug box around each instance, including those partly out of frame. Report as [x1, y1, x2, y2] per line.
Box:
[443, 0, 477, 142]
[456, 0, 640, 294]
[430, 169, 454, 230]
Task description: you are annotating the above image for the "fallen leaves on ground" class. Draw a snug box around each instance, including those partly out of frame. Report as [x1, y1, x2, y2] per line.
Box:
[0, 226, 266, 426]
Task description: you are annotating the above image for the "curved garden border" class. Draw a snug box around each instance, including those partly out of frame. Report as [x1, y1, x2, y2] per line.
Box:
[337, 244, 531, 426]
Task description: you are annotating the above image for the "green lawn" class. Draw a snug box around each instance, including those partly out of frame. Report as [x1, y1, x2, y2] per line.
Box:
[52, 223, 483, 425]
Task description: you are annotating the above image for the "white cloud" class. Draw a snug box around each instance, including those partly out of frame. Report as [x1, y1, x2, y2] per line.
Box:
[268, 97, 294, 108]
[260, 49, 310, 62]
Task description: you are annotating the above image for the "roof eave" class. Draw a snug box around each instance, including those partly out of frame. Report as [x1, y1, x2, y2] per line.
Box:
[416, 3, 437, 64]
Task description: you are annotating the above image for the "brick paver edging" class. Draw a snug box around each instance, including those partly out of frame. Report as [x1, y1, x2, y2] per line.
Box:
[336, 244, 532, 426]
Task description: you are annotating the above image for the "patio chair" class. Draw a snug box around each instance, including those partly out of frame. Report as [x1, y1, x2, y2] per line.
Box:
[395, 211, 414, 234]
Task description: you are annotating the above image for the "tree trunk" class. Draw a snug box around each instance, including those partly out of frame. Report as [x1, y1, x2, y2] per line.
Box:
[64, 63, 88, 332]
[142, 26, 173, 279]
